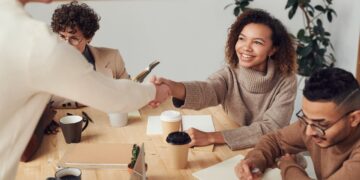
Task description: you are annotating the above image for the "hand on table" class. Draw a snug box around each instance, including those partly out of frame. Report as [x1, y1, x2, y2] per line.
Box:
[186, 128, 224, 147]
[234, 158, 262, 180]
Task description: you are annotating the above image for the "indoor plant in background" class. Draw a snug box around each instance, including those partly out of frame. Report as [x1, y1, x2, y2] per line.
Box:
[225, 0, 337, 76]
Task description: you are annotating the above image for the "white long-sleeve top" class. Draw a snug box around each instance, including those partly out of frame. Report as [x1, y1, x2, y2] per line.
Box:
[0, 1, 155, 179]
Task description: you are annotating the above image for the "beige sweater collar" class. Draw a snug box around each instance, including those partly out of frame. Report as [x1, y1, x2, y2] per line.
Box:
[236, 60, 279, 93]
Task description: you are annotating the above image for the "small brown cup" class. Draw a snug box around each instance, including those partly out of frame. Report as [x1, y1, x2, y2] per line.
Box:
[166, 131, 191, 169]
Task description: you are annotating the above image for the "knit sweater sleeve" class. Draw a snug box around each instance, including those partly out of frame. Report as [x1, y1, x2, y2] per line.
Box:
[177, 68, 230, 109]
[244, 122, 307, 175]
[222, 74, 297, 150]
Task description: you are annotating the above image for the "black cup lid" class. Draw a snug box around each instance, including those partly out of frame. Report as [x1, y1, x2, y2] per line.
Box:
[166, 131, 191, 145]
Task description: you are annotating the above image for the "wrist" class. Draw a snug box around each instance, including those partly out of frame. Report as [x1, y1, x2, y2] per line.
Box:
[208, 132, 225, 144]
[173, 82, 186, 100]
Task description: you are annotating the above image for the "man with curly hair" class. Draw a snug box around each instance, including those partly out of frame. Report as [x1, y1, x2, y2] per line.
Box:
[235, 68, 360, 180]
[50, 1, 130, 108]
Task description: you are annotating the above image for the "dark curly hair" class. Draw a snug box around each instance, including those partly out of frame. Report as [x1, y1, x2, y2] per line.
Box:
[51, 1, 100, 39]
[303, 68, 360, 108]
[225, 9, 296, 75]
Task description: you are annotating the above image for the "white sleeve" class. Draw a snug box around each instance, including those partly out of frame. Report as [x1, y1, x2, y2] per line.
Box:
[28, 34, 155, 113]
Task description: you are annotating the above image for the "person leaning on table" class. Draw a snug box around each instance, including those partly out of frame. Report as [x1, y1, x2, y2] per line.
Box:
[0, 0, 170, 180]
[235, 68, 360, 180]
[50, 1, 130, 108]
[152, 9, 297, 150]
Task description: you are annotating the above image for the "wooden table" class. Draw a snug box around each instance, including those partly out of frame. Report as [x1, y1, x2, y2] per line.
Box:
[16, 100, 251, 180]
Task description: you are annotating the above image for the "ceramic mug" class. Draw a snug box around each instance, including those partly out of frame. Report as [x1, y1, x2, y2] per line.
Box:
[59, 115, 88, 144]
[46, 167, 81, 180]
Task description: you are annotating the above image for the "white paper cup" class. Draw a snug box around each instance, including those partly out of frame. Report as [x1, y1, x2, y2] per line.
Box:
[108, 112, 128, 127]
[160, 110, 182, 141]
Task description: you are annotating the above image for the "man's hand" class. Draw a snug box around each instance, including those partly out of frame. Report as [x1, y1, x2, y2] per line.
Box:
[278, 153, 307, 169]
[150, 76, 186, 100]
[148, 83, 171, 108]
[235, 159, 262, 180]
[186, 128, 224, 147]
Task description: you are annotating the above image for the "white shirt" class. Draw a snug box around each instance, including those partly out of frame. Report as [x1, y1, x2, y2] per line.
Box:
[0, 1, 155, 179]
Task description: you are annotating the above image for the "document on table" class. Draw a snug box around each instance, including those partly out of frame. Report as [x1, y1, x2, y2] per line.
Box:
[193, 155, 281, 180]
[146, 115, 215, 135]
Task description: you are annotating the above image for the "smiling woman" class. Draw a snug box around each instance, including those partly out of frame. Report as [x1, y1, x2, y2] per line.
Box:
[151, 9, 298, 150]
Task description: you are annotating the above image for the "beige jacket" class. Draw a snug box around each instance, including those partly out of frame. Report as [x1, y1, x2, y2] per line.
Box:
[52, 45, 129, 108]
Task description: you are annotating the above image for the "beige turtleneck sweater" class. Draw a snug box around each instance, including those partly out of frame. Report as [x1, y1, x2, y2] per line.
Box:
[245, 121, 360, 180]
[173, 60, 297, 150]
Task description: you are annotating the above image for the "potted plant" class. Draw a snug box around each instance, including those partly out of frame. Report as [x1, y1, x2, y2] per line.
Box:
[225, 0, 337, 77]
[127, 144, 140, 174]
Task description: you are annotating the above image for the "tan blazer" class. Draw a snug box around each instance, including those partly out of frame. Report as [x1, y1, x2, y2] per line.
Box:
[51, 45, 129, 108]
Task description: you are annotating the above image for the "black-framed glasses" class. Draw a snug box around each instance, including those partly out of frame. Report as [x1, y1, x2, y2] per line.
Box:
[58, 34, 83, 46]
[296, 109, 353, 137]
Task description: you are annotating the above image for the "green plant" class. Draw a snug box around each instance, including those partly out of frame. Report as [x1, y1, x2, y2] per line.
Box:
[128, 144, 140, 169]
[226, 0, 337, 76]
[225, 0, 253, 16]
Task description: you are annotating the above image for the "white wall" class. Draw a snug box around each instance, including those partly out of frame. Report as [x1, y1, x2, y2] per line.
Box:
[26, 0, 359, 120]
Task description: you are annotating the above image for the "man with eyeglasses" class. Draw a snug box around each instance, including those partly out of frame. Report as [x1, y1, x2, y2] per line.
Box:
[235, 68, 360, 180]
[0, 0, 170, 179]
[50, 1, 130, 109]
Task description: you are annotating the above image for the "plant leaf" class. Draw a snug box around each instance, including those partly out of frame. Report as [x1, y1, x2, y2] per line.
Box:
[298, 45, 313, 57]
[315, 5, 325, 13]
[327, 11, 333, 22]
[288, 3, 298, 19]
[286, 0, 297, 9]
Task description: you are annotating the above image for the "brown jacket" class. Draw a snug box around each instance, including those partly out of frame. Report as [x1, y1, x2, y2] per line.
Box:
[246, 121, 360, 180]
[51, 45, 129, 108]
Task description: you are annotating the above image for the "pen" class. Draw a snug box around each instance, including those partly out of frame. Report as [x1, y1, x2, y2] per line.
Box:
[251, 167, 261, 174]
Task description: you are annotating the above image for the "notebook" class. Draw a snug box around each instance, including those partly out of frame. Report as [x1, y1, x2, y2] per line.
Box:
[58, 143, 133, 169]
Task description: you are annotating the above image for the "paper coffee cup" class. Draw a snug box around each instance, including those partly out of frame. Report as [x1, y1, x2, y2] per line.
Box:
[166, 131, 191, 169]
[108, 112, 128, 127]
[160, 110, 182, 141]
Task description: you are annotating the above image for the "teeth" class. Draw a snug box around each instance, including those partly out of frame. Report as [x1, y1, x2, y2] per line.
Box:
[240, 54, 253, 61]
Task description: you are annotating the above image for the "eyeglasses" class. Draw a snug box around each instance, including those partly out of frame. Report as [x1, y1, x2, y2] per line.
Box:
[296, 109, 353, 137]
[58, 34, 83, 46]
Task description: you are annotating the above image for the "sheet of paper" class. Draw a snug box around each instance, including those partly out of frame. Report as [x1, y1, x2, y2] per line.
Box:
[192, 155, 281, 180]
[146, 115, 215, 135]
[182, 115, 215, 132]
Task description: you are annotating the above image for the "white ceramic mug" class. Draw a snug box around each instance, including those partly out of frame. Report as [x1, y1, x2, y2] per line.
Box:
[108, 112, 128, 127]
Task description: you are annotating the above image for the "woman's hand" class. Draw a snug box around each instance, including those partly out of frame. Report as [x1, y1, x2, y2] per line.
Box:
[235, 159, 262, 180]
[186, 128, 225, 147]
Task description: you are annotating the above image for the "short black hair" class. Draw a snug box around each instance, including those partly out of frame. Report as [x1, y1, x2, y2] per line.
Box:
[51, 1, 100, 39]
[303, 68, 359, 106]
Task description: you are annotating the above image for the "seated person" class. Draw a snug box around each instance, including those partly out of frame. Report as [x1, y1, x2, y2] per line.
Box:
[21, 1, 130, 161]
[50, 1, 129, 108]
[235, 67, 360, 180]
[152, 9, 297, 150]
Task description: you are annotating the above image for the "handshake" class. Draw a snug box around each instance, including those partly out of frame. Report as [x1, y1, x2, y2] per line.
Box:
[148, 76, 186, 108]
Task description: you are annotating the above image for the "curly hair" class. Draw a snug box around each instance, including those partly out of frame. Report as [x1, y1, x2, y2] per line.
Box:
[51, 1, 100, 39]
[225, 9, 297, 75]
[303, 68, 360, 107]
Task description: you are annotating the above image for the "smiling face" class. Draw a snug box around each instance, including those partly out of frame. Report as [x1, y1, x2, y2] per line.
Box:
[301, 97, 356, 148]
[235, 23, 276, 72]
[58, 27, 91, 53]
